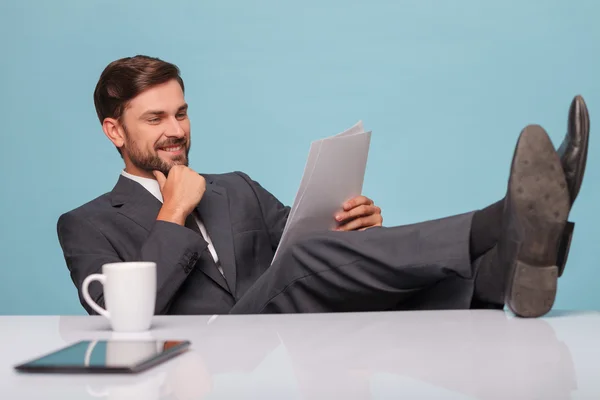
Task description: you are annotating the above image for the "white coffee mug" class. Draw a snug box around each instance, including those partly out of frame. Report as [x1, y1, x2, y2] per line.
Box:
[82, 262, 157, 332]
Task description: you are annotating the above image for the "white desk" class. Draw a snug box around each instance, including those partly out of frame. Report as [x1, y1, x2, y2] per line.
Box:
[2, 310, 599, 399]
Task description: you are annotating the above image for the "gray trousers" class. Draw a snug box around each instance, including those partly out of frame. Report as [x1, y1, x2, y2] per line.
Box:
[229, 212, 476, 314]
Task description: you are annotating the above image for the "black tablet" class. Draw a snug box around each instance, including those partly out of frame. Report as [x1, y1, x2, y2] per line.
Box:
[14, 339, 191, 374]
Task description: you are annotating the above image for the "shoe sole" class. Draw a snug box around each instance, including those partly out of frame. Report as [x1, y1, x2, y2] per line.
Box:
[503, 125, 570, 318]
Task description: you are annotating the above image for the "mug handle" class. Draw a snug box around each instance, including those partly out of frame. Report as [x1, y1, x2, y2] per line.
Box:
[82, 274, 110, 319]
[84, 340, 109, 397]
[83, 340, 98, 367]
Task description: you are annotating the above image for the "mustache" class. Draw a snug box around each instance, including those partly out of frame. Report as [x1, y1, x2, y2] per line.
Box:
[155, 138, 187, 149]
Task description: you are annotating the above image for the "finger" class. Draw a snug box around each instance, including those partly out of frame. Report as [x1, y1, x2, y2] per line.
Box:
[358, 221, 383, 231]
[335, 205, 380, 224]
[343, 196, 373, 211]
[337, 217, 367, 232]
[342, 196, 371, 211]
[335, 204, 375, 222]
[338, 217, 375, 232]
[153, 170, 167, 190]
[338, 214, 383, 232]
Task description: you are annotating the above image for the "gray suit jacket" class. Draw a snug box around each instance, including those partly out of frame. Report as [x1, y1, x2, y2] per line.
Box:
[57, 171, 290, 315]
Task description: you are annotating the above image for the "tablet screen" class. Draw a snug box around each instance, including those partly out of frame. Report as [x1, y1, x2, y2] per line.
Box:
[15, 340, 190, 373]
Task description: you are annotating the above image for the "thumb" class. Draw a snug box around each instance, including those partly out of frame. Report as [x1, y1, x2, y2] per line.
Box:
[153, 170, 167, 190]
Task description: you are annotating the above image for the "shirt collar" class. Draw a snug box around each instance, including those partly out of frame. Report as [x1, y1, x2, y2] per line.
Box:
[120, 170, 163, 203]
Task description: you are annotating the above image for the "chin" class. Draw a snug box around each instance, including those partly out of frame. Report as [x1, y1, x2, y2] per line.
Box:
[165, 158, 188, 169]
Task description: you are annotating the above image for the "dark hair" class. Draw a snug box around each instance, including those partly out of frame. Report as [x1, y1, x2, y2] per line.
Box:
[93, 55, 185, 124]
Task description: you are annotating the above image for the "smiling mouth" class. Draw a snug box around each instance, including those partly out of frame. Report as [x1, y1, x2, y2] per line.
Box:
[158, 145, 184, 153]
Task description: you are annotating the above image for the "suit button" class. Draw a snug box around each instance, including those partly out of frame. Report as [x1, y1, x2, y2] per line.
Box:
[184, 252, 199, 274]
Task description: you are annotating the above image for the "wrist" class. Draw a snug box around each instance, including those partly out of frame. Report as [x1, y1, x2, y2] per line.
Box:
[157, 205, 187, 226]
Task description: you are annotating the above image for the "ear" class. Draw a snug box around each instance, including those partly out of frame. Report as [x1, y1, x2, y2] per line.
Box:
[102, 117, 126, 149]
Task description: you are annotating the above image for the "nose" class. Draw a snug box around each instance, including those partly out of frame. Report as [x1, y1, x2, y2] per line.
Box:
[165, 116, 186, 138]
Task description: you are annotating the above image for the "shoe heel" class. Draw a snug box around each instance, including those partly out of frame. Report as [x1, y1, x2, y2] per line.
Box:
[557, 221, 575, 277]
[507, 260, 558, 318]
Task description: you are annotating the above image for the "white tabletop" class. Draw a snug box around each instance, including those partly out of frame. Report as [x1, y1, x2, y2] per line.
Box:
[2, 310, 599, 399]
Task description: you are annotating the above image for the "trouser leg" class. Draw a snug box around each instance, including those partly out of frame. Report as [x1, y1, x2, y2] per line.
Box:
[230, 212, 475, 314]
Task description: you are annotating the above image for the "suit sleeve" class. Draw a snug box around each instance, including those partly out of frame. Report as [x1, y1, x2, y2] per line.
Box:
[57, 213, 208, 315]
[233, 171, 291, 251]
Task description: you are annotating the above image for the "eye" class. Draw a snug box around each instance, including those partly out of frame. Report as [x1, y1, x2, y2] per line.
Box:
[148, 118, 160, 124]
[176, 112, 187, 120]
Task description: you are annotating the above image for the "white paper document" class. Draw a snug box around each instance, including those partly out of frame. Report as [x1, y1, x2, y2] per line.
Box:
[273, 121, 372, 263]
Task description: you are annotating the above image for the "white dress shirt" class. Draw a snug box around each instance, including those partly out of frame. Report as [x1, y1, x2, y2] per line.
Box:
[120, 170, 223, 275]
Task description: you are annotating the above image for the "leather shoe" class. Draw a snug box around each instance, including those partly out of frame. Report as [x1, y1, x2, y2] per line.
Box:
[474, 125, 570, 317]
[556, 95, 590, 276]
[558, 94, 590, 205]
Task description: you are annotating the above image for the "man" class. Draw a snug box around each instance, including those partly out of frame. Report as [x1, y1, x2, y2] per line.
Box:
[57, 55, 590, 318]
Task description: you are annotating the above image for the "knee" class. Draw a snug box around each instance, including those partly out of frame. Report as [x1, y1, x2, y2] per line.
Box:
[278, 230, 348, 268]
[275, 232, 325, 264]
[286, 231, 333, 252]
[279, 232, 319, 260]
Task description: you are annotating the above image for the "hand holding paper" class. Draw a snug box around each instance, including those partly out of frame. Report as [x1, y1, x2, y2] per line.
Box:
[272, 121, 374, 263]
[334, 195, 382, 231]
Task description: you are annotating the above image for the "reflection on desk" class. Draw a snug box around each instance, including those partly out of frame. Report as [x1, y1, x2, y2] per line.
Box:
[3, 310, 599, 399]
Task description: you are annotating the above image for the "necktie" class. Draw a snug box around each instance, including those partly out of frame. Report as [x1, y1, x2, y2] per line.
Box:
[184, 212, 202, 235]
[184, 212, 229, 286]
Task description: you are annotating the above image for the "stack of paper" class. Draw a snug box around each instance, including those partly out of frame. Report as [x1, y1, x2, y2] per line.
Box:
[272, 121, 372, 263]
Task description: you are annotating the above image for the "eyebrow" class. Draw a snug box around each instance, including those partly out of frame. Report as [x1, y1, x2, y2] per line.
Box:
[139, 103, 188, 119]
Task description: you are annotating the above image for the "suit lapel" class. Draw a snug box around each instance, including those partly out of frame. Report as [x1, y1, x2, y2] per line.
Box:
[110, 175, 234, 294]
[196, 179, 238, 296]
[111, 175, 162, 232]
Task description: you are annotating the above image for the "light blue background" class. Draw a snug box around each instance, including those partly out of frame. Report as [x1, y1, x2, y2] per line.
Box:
[1, 0, 598, 315]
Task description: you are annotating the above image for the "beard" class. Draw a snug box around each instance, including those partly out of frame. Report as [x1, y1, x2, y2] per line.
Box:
[123, 127, 190, 176]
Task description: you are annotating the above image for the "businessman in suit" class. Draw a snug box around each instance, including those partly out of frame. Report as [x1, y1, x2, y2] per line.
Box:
[57, 55, 590, 318]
